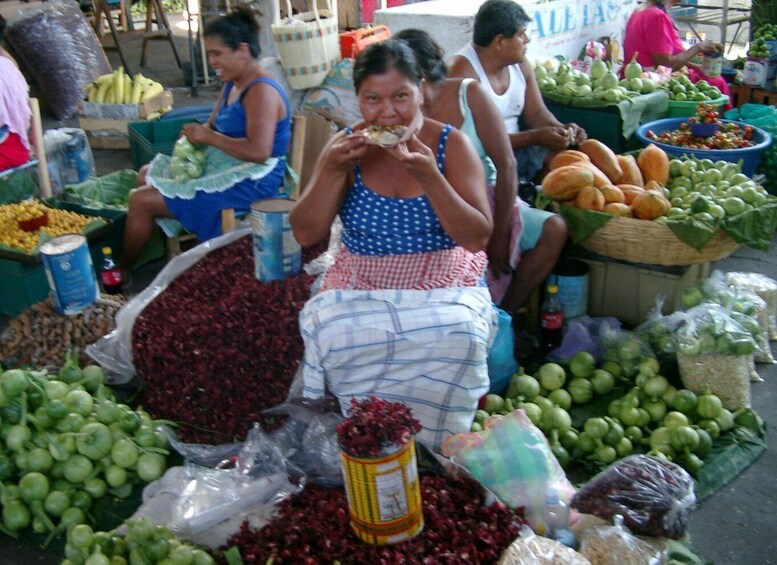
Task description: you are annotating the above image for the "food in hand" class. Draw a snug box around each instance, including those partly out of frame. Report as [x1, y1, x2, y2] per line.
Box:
[362, 124, 409, 147]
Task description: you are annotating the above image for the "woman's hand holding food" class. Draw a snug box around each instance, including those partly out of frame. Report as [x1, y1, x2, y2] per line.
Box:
[323, 130, 369, 175]
[181, 123, 212, 145]
[385, 134, 440, 184]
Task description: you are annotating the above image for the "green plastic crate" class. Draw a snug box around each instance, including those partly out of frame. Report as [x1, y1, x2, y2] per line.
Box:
[666, 95, 729, 118]
[128, 117, 199, 170]
[0, 257, 49, 316]
[542, 102, 642, 153]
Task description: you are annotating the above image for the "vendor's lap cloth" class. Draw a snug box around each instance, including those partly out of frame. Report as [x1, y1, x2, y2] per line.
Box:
[541, 89, 670, 139]
[146, 146, 284, 238]
[299, 286, 497, 453]
[146, 145, 282, 200]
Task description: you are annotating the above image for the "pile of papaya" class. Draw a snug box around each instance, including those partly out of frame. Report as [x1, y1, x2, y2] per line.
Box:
[541, 141, 672, 221]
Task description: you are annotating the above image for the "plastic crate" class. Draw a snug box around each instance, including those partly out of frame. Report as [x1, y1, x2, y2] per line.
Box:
[666, 95, 729, 117]
[542, 102, 640, 153]
[0, 257, 49, 316]
[128, 117, 199, 170]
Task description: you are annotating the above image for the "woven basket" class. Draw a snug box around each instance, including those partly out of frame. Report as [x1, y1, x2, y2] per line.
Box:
[272, 0, 340, 90]
[579, 216, 740, 265]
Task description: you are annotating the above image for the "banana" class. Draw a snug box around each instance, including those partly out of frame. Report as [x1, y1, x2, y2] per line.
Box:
[140, 82, 164, 102]
[113, 67, 125, 106]
[123, 74, 133, 104]
[86, 84, 98, 102]
[94, 80, 111, 103]
[130, 73, 145, 104]
[94, 73, 114, 87]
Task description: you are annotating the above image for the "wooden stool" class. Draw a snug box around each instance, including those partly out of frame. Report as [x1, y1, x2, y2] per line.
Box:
[141, 0, 183, 69]
[92, 0, 134, 73]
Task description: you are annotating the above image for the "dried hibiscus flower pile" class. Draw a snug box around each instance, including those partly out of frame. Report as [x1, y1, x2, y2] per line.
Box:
[218, 475, 524, 564]
[132, 235, 324, 444]
[337, 396, 422, 458]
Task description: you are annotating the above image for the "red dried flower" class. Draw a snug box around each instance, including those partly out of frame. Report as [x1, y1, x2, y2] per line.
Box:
[337, 396, 422, 458]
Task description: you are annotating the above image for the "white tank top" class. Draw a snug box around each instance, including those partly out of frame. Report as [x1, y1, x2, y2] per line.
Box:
[456, 43, 526, 135]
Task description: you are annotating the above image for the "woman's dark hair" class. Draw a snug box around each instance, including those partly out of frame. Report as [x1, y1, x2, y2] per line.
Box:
[473, 0, 532, 47]
[393, 29, 447, 83]
[204, 5, 261, 58]
[0, 15, 7, 43]
[353, 39, 422, 92]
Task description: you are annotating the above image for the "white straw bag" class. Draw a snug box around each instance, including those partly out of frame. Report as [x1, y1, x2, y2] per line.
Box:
[271, 0, 340, 90]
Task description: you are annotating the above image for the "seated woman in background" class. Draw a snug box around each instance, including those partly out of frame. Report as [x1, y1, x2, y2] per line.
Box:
[0, 15, 31, 172]
[394, 29, 567, 328]
[290, 40, 496, 451]
[121, 6, 291, 269]
[623, 0, 732, 106]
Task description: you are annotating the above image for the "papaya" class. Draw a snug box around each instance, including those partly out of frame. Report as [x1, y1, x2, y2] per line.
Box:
[616, 154, 644, 187]
[575, 185, 606, 211]
[644, 180, 670, 199]
[572, 161, 610, 188]
[632, 190, 671, 220]
[637, 143, 670, 186]
[617, 184, 646, 206]
[579, 138, 623, 183]
[604, 202, 632, 217]
[549, 149, 591, 170]
[541, 164, 595, 201]
[599, 183, 626, 204]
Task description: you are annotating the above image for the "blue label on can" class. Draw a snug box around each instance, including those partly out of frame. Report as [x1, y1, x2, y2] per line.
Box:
[251, 200, 302, 282]
[555, 274, 588, 319]
[40, 234, 99, 315]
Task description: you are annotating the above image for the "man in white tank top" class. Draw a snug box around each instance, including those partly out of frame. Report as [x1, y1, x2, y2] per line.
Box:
[447, 0, 580, 351]
[448, 0, 586, 184]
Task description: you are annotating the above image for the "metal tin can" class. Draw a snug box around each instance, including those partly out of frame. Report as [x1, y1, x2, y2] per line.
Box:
[703, 52, 723, 78]
[340, 437, 424, 545]
[39, 234, 99, 315]
[250, 199, 301, 282]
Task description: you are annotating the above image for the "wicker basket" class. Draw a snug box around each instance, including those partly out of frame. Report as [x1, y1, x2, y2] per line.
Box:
[579, 216, 740, 265]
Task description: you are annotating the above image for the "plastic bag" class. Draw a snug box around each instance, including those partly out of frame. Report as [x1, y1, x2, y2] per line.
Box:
[170, 423, 304, 536]
[725, 271, 777, 341]
[441, 409, 575, 532]
[579, 515, 665, 565]
[499, 525, 591, 565]
[550, 315, 621, 364]
[635, 298, 689, 383]
[488, 306, 520, 394]
[676, 303, 755, 409]
[5, 0, 112, 119]
[599, 326, 656, 381]
[572, 455, 695, 539]
[86, 228, 251, 383]
[43, 128, 96, 196]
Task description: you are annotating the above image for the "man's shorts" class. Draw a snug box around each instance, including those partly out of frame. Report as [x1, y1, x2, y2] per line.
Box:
[514, 145, 548, 184]
[520, 205, 555, 252]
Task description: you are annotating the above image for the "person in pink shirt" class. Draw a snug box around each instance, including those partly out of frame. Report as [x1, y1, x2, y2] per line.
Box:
[0, 15, 31, 172]
[623, 0, 732, 108]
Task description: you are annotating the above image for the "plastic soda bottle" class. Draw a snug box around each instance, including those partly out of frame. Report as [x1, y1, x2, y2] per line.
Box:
[540, 284, 563, 353]
[541, 486, 576, 548]
[100, 246, 123, 295]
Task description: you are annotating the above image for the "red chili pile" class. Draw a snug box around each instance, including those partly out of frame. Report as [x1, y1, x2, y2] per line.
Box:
[132, 236, 323, 443]
[337, 396, 422, 458]
[218, 475, 524, 564]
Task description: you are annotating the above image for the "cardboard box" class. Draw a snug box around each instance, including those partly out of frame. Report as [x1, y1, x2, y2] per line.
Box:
[744, 57, 772, 87]
[572, 252, 709, 327]
[78, 91, 174, 151]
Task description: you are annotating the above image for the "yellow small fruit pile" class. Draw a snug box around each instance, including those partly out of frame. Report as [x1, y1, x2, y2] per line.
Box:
[0, 201, 97, 254]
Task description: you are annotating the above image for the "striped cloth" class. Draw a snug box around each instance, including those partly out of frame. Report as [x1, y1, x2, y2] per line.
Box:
[299, 286, 497, 452]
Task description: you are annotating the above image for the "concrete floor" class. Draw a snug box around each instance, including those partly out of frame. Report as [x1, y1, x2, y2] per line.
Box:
[2, 8, 776, 565]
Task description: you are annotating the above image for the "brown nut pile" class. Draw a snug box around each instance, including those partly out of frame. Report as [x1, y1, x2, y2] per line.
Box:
[0, 294, 128, 369]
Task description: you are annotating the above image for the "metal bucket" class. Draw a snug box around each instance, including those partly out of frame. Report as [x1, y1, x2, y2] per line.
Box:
[39, 234, 99, 315]
[249, 199, 301, 282]
[340, 437, 424, 545]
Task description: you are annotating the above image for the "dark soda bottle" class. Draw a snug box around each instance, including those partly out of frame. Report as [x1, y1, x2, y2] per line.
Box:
[100, 246, 123, 295]
[540, 284, 563, 353]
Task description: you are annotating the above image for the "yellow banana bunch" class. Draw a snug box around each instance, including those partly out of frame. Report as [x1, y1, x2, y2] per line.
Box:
[84, 68, 165, 105]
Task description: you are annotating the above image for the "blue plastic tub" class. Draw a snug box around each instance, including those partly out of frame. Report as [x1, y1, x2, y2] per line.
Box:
[635, 118, 773, 177]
